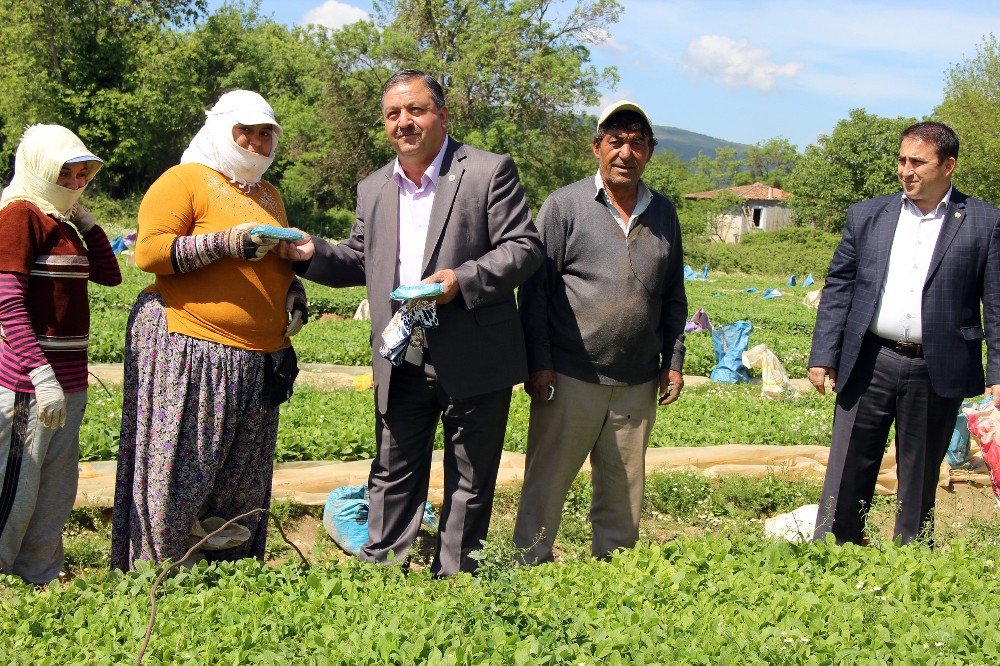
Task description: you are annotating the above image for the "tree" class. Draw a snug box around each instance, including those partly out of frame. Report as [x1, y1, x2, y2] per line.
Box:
[742, 137, 799, 188]
[936, 34, 1000, 205]
[0, 0, 207, 190]
[642, 150, 692, 209]
[784, 109, 915, 232]
[367, 0, 621, 208]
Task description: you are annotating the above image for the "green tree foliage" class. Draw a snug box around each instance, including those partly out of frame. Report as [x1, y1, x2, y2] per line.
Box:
[936, 34, 1000, 205]
[784, 109, 915, 232]
[743, 137, 799, 188]
[0, 0, 207, 191]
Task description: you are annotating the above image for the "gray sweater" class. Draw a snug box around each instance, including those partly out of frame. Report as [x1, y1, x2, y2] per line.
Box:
[519, 177, 687, 385]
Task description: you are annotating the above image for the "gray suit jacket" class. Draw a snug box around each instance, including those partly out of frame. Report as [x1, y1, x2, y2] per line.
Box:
[299, 138, 543, 409]
[809, 188, 1000, 398]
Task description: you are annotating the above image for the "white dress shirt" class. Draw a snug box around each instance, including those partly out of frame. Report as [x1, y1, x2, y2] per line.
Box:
[594, 172, 653, 236]
[392, 136, 449, 287]
[870, 188, 952, 343]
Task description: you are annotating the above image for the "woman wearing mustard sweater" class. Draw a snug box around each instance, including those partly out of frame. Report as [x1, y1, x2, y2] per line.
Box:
[110, 91, 307, 570]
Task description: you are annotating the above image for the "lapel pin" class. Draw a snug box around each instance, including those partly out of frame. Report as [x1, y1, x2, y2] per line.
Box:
[448, 174, 456, 182]
[954, 212, 961, 217]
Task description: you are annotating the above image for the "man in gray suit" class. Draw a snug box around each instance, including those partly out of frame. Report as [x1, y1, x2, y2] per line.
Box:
[809, 121, 1000, 545]
[281, 70, 542, 575]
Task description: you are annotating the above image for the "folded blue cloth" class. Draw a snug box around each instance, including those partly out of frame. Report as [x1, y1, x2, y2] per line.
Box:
[390, 283, 445, 301]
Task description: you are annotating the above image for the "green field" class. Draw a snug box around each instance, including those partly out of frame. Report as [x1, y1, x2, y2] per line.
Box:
[91, 258, 822, 376]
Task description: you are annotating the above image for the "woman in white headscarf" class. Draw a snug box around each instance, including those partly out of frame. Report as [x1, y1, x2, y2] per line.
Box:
[0, 125, 121, 584]
[110, 91, 308, 570]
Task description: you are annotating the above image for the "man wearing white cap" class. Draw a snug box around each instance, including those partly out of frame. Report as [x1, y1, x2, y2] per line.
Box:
[514, 100, 688, 563]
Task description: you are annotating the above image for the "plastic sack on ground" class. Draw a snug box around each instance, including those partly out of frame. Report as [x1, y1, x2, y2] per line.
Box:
[764, 504, 818, 542]
[946, 402, 976, 469]
[353, 373, 374, 391]
[803, 290, 821, 309]
[123, 230, 138, 247]
[802, 274, 815, 287]
[710, 321, 752, 384]
[353, 298, 370, 321]
[110, 235, 126, 254]
[787, 274, 796, 286]
[684, 265, 699, 281]
[701, 264, 709, 280]
[744, 287, 759, 293]
[742, 343, 793, 398]
[762, 288, 783, 299]
[963, 401, 1000, 505]
[323, 485, 439, 555]
[684, 307, 713, 334]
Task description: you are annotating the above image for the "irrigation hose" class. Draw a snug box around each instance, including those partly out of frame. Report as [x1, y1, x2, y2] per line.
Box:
[135, 508, 310, 665]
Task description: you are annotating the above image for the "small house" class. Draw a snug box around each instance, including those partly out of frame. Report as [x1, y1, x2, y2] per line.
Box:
[684, 182, 793, 243]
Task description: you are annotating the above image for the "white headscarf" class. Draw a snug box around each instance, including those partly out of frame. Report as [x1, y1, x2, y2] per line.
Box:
[0, 124, 103, 219]
[180, 90, 283, 189]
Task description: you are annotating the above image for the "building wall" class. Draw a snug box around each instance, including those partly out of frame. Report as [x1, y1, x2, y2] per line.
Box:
[711, 201, 793, 243]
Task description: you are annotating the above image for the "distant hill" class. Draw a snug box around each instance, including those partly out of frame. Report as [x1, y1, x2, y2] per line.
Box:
[652, 125, 750, 161]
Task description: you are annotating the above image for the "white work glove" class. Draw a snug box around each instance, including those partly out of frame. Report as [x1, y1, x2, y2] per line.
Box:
[29, 364, 66, 429]
[68, 203, 96, 234]
[284, 279, 308, 337]
[231, 222, 279, 261]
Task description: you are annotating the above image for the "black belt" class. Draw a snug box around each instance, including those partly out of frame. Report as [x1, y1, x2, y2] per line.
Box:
[873, 334, 923, 358]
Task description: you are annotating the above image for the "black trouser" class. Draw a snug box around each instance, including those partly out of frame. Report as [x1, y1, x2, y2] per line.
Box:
[814, 336, 961, 545]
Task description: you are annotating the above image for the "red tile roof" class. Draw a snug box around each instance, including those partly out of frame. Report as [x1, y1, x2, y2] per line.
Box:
[683, 182, 791, 201]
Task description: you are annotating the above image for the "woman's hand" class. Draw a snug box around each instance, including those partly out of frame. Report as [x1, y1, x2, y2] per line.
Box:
[68, 203, 96, 234]
[276, 230, 314, 262]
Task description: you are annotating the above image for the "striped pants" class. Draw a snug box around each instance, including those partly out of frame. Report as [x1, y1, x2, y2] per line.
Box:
[0, 388, 87, 584]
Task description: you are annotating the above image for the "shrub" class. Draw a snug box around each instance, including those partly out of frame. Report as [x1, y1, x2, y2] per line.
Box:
[685, 226, 841, 277]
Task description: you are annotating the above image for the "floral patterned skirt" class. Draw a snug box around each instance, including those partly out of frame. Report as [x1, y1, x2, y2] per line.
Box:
[110, 292, 282, 571]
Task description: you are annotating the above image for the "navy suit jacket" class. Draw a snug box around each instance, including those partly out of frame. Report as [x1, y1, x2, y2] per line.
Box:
[299, 138, 542, 410]
[809, 188, 1000, 399]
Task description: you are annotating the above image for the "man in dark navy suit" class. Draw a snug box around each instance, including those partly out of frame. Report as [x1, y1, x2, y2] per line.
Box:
[809, 121, 1000, 545]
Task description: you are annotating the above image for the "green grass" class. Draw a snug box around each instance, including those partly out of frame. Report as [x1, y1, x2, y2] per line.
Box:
[80, 383, 834, 463]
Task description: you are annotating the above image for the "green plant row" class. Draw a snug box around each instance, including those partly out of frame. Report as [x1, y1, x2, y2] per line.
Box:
[89, 262, 823, 376]
[4, 534, 998, 663]
[80, 383, 834, 462]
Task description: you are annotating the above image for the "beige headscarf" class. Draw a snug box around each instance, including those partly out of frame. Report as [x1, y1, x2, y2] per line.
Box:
[180, 90, 283, 190]
[0, 124, 103, 219]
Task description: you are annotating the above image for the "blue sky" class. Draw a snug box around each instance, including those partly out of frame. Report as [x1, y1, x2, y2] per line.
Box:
[218, 0, 999, 150]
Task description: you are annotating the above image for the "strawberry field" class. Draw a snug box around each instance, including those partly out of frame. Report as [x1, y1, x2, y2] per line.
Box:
[5, 253, 998, 664]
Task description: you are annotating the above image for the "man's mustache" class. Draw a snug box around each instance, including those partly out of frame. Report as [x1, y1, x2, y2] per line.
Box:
[394, 127, 421, 138]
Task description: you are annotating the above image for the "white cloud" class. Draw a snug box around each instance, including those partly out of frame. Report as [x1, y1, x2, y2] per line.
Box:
[683, 35, 803, 92]
[301, 1, 369, 29]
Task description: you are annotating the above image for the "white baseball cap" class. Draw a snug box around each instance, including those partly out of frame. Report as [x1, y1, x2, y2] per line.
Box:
[597, 100, 653, 130]
[208, 90, 283, 136]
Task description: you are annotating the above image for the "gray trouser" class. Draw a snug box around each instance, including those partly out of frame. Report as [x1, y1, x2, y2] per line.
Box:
[0, 388, 87, 584]
[514, 373, 657, 563]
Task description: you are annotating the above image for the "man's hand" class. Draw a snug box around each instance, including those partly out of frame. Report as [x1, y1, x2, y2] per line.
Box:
[658, 369, 684, 405]
[276, 231, 315, 262]
[526, 369, 556, 402]
[987, 384, 1000, 410]
[422, 269, 460, 304]
[808, 366, 837, 395]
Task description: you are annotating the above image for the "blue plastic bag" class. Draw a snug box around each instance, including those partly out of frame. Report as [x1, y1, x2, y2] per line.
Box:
[762, 288, 783, 299]
[787, 274, 796, 286]
[323, 485, 438, 555]
[802, 273, 815, 287]
[683, 265, 698, 281]
[709, 321, 752, 384]
[110, 235, 126, 254]
[701, 264, 709, 280]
